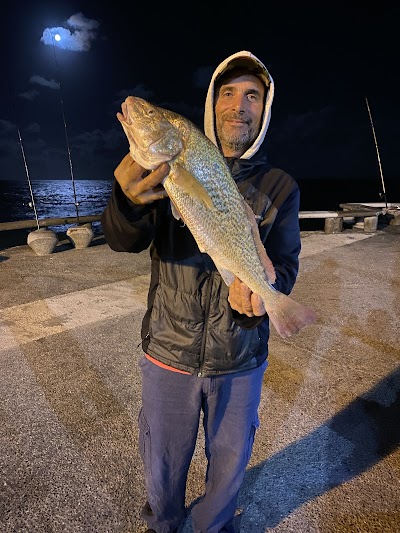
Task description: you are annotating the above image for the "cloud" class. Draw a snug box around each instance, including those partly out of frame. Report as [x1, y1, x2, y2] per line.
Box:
[17, 76, 60, 102]
[0, 120, 43, 168]
[0, 119, 16, 136]
[29, 75, 60, 90]
[40, 12, 100, 52]
[17, 89, 40, 102]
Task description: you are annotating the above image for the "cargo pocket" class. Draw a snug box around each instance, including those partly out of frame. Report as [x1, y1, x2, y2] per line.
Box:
[245, 416, 260, 465]
[138, 408, 152, 477]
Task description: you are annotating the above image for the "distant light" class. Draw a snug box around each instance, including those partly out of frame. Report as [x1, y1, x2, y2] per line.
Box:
[54, 34, 61, 41]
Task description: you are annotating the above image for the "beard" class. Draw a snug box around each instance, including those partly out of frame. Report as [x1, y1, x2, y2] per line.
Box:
[216, 113, 259, 154]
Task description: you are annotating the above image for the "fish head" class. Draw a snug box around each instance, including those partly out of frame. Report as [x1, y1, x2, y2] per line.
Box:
[117, 96, 184, 170]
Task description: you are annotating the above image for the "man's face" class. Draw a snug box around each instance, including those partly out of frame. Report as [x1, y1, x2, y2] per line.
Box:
[215, 74, 265, 157]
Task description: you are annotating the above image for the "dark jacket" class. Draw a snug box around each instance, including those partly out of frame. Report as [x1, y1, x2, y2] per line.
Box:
[101, 51, 301, 377]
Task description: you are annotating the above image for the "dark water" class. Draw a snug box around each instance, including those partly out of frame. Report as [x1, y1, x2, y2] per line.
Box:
[0, 179, 112, 222]
[0, 179, 112, 250]
[0, 177, 398, 250]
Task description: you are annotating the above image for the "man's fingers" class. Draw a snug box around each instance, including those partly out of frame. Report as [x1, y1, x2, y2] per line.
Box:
[228, 277, 266, 317]
[137, 163, 169, 193]
[240, 283, 254, 316]
[137, 164, 170, 200]
[141, 188, 169, 203]
[227, 279, 241, 311]
[116, 157, 170, 204]
[251, 293, 266, 316]
[115, 154, 145, 187]
[228, 278, 254, 316]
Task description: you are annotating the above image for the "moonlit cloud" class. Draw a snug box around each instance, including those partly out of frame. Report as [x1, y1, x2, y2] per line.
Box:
[40, 12, 100, 52]
[29, 75, 60, 90]
[17, 89, 40, 102]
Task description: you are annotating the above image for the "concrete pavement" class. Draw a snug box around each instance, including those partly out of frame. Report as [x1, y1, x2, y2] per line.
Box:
[0, 226, 399, 532]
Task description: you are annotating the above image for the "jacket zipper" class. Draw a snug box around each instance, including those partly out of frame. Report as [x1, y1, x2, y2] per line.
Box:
[138, 332, 149, 349]
[198, 271, 214, 377]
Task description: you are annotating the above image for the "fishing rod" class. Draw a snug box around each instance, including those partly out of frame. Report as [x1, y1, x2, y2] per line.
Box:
[365, 96, 388, 209]
[16, 126, 40, 231]
[49, 29, 80, 223]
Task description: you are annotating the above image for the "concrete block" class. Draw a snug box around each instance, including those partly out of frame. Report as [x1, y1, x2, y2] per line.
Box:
[66, 223, 94, 249]
[324, 217, 343, 234]
[389, 211, 400, 225]
[364, 216, 378, 233]
[27, 228, 58, 256]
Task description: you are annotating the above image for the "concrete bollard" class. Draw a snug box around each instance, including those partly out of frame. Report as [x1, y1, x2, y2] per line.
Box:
[324, 217, 343, 234]
[27, 228, 59, 256]
[364, 216, 378, 233]
[66, 223, 94, 249]
[389, 211, 400, 226]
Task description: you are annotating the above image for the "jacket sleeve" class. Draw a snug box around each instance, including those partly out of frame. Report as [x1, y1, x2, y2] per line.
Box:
[101, 179, 157, 253]
[263, 183, 301, 295]
[232, 181, 301, 329]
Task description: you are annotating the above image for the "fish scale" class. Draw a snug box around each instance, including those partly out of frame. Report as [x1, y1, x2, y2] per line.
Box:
[166, 181, 263, 284]
[117, 96, 317, 338]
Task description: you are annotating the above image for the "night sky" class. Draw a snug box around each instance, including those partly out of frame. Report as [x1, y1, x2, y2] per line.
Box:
[1, 2, 399, 196]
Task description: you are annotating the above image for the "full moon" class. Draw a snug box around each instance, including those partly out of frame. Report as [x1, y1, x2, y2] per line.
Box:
[54, 34, 61, 41]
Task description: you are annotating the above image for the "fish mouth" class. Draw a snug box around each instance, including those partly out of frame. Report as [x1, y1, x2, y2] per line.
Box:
[121, 101, 132, 124]
[121, 101, 166, 149]
[119, 96, 184, 166]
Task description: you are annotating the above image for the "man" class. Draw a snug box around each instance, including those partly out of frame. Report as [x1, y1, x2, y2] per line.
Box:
[101, 51, 301, 533]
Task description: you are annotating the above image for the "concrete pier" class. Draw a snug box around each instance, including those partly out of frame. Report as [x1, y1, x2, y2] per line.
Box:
[0, 226, 399, 532]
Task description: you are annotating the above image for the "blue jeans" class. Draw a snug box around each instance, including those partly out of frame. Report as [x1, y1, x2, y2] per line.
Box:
[138, 356, 268, 533]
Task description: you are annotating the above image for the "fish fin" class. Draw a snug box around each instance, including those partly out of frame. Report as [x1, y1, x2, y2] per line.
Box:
[213, 262, 236, 286]
[170, 199, 183, 221]
[264, 290, 317, 339]
[244, 201, 276, 284]
[170, 164, 214, 209]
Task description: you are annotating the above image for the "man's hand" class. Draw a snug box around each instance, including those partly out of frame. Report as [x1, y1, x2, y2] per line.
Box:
[115, 153, 170, 205]
[228, 277, 266, 317]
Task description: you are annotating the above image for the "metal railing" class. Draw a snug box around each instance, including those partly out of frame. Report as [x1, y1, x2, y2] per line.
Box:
[0, 215, 101, 232]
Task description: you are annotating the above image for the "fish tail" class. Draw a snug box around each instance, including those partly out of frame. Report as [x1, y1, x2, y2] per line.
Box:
[264, 291, 317, 338]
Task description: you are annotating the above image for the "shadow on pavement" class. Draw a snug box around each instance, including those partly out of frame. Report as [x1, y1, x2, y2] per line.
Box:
[237, 366, 400, 529]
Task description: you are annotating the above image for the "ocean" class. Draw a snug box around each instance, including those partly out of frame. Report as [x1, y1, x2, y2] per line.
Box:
[0, 179, 112, 250]
[0, 177, 398, 250]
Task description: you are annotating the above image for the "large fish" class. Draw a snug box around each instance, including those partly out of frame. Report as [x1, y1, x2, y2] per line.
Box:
[117, 96, 316, 338]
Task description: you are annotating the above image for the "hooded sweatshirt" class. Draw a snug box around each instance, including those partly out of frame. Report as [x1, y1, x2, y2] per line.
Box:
[101, 51, 301, 377]
[204, 50, 274, 160]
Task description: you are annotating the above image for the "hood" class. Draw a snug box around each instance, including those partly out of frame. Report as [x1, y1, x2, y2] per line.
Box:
[204, 50, 274, 160]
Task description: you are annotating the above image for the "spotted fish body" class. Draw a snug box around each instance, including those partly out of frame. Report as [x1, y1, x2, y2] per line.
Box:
[118, 96, 316, 338]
